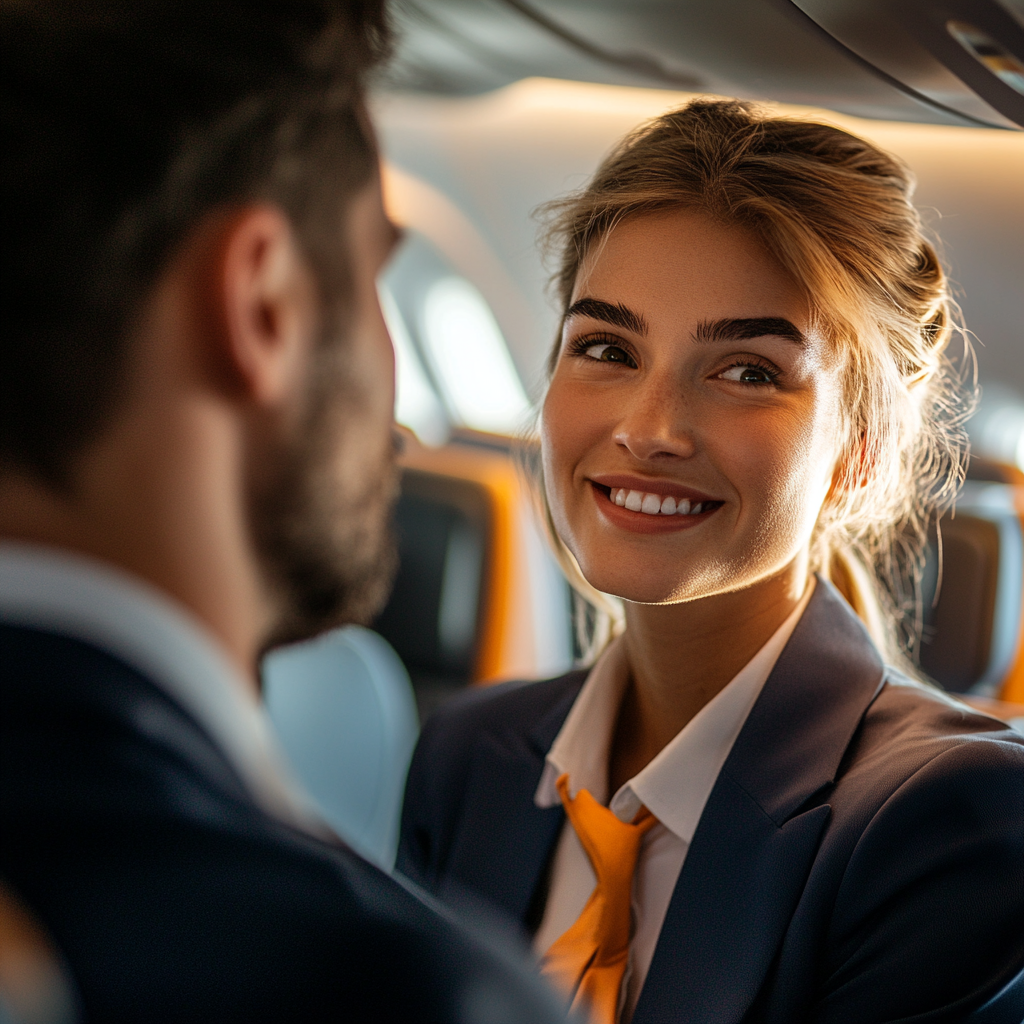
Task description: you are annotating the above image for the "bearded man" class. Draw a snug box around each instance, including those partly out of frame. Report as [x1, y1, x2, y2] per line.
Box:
[0, 3, 562, 1021]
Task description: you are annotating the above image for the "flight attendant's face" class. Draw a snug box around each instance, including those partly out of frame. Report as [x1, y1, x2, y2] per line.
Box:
[542, 208, 844, 605]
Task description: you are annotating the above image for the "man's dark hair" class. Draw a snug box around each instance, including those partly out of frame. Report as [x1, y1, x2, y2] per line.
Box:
[1, 0, 392, 487]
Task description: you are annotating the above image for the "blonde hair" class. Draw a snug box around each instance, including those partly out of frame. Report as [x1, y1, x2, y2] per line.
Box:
[534, 98, 974, 671]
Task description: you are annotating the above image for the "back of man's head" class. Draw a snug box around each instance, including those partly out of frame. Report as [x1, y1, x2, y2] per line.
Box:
[1, 0, 391, 489]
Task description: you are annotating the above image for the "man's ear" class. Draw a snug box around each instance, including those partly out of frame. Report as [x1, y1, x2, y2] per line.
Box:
[214, 205, 318, 407]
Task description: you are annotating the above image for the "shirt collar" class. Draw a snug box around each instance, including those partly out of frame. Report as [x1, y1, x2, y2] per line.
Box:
[535, 581, 816, 844]
[0, 541, 328, 836]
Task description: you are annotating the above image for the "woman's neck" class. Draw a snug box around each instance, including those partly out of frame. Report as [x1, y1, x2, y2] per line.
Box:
[608, 561, 811, 795]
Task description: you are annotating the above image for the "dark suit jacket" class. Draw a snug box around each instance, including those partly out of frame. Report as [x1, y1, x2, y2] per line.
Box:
[399, 581, 1024, 1024]
[0, 622, 565, 1023]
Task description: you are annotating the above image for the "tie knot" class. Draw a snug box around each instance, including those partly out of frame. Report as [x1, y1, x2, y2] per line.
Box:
[555, 773, 657, 885]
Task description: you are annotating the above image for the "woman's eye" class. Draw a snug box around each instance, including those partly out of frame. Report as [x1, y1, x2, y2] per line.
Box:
[582, 343, 635, 366]
[718, 362, 779, 385]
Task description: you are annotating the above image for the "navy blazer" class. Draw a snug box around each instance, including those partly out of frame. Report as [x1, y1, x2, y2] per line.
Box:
[0, 623, 565, 1023]
[399, 581, 1024, 1023]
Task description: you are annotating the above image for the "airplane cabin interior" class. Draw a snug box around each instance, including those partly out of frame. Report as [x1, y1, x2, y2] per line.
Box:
[2, 3, 1023, 1021]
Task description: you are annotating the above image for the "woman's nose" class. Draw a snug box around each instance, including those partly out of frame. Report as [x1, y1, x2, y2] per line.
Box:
[611, 377, 696, 461]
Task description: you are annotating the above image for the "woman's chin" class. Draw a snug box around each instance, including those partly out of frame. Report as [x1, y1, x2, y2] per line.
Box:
[577, 563, 700, 606]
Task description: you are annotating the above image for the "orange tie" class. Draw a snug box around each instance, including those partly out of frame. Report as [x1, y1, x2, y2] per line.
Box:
[540, 773, 657, 1024]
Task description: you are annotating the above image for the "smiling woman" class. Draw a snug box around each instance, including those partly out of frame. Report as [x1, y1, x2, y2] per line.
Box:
[399, 99, 1024, 1024]
[539, 100, 972, 672]
[543, 209, 840, 621]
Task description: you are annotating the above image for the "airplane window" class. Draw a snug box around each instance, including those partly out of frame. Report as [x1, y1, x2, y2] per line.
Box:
[421, 276, 532, 434]
[380, 283, 450, 445]
[381, 226, 534, 439]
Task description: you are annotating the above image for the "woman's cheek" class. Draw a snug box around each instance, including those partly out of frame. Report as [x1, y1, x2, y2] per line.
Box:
[713, 403, 814, 532]
[755, 404, 837, 545]
[540, 384, 583, 519]
[543, 376, 596, 464]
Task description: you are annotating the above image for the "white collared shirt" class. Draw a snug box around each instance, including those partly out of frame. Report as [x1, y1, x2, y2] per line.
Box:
[533, 582, 815, 1022]
[0, 541, 327, 836]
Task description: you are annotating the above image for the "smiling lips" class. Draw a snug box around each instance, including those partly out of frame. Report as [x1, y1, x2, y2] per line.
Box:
[590, 480, 723, 531]
[610, 488, 707, 517]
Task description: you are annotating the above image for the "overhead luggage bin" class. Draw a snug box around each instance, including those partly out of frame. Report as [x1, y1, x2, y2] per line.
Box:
[791, 0, 1024, 127]
[387, 0, 1024, 128]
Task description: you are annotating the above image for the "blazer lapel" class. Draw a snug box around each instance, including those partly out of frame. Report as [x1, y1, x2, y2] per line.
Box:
[633, 580, 886, 1024]
[440, 677, 583, 924]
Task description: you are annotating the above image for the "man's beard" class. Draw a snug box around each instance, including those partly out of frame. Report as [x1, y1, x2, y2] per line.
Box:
[250, 364, 400, 655]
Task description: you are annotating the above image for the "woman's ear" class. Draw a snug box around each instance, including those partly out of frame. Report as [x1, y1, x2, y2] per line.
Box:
[827, 432, 871, 504]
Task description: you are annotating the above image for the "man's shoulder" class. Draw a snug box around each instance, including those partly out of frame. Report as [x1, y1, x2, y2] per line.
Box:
[1, 618, 129, 678]
[1, 620, 256, 809]
[1, 619, 175, 706]
[6, 771, 562, 1021]
[240, 838, 564, 1023]
[0, 623, 564, 1022]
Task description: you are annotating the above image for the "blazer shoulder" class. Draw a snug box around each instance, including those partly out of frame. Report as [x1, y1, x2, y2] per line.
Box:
[828, 668, 1024, 829]
[850, 669, 1024, 812]
[816, 678, 1024, 1021]
[1, 621, 255, 815]
[398, 670, 584, 888]
[860, 670, 1024, 763]
[418, 668, 588, 759]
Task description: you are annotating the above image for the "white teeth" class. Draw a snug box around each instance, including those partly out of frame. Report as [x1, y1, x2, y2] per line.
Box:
[641, 493, 662, 515]
[608, 487, 711, 516]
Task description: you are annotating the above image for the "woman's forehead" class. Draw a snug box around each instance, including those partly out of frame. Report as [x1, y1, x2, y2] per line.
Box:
[571, 209, 809, 328]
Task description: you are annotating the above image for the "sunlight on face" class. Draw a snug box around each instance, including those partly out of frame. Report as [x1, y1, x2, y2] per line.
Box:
[541, 208, 844, 605]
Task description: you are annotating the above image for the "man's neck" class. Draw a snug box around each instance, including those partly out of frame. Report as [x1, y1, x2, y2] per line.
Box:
[0, 409, 268, 696]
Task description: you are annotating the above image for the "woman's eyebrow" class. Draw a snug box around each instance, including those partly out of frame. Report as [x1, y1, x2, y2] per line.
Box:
[694, 317, 807, 346]
[564, 298, 648, 336]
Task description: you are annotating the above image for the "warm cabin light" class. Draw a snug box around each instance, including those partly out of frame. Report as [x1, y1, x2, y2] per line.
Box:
[421, 276, 532, 433]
